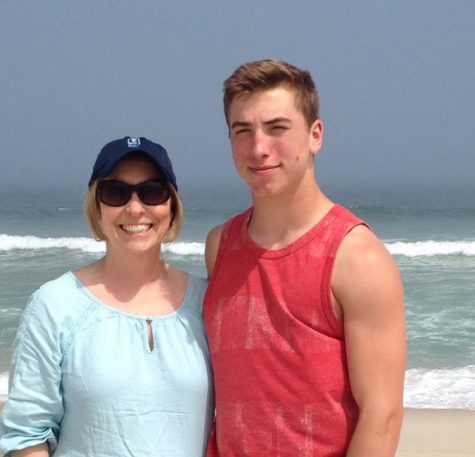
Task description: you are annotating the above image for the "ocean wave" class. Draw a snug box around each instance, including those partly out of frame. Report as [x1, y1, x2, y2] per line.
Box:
[1, 367, 474, 409]
[0, 234, 105, 253]
[2, 234, 474, 257]
[165, 242, 204, 256]
[0, 372, 7, 402]
[386, 240, 475, 257]
[0, 234, 205, 256]
[404, 366, 475, 409]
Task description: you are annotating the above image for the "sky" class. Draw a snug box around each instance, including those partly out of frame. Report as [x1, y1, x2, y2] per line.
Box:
[1, 1, 474, 199]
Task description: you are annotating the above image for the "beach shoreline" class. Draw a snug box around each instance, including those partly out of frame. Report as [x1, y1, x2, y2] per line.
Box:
[1, 404, 473, 454]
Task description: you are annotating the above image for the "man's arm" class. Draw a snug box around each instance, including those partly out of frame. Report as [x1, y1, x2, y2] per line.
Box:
[332, 225, 406, 457]
[205, 225, 224, 278]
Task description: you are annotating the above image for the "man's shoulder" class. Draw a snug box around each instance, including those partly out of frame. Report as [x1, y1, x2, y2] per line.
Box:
[340, 224, 381, 256]
[205, 224, 224, 258]
[205, 208, 251, 277]
[335, 223, 397, 288]
[206, 208, 251, 241]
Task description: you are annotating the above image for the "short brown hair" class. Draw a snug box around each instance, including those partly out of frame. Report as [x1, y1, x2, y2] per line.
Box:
[223, 59, 320, 129]
[84, 179, 183, 243]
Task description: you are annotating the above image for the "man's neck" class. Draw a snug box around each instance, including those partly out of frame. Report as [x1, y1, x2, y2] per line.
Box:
[248, 182, 334, 250]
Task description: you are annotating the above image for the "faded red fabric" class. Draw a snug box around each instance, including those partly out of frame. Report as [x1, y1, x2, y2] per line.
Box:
[204, 204, 367, 457]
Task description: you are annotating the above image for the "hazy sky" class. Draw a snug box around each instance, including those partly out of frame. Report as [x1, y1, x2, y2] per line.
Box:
[1, 1, 474, 197]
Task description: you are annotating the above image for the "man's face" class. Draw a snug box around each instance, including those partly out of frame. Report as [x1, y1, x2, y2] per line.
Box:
[227, 86, 323, 198]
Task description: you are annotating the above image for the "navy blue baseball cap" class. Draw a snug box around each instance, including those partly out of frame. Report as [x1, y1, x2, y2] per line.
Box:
[89, 136, 177, 190]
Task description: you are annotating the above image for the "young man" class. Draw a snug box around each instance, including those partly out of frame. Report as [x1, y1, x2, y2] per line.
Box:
[204, 59, 406, 457]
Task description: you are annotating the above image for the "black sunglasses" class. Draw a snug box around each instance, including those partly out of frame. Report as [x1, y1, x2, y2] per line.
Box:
[97, 179, 171, 207]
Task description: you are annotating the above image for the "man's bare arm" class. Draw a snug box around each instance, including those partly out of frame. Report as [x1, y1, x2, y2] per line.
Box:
[205, 225, 224, 278]
[332, 225, 406, 457]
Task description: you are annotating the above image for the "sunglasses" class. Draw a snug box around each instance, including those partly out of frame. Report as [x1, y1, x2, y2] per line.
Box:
[97, 179, 171, 207]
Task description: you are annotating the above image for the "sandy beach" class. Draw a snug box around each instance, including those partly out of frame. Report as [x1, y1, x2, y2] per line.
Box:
[1, 404, 474, 455]
[397, 408, 475, 456]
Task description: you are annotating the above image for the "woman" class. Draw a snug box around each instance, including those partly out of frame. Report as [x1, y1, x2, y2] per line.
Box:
[0, 137, 213, 456]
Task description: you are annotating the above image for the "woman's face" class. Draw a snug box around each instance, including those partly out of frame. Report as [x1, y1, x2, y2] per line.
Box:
[98, 155, 172, 257]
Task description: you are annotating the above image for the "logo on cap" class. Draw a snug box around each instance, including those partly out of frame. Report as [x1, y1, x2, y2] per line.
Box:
[127, 137, 141, 148]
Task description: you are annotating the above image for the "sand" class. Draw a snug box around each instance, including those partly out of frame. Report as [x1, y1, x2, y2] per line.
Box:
[1, 404, 474, 454]
[397, 408, 475, 456]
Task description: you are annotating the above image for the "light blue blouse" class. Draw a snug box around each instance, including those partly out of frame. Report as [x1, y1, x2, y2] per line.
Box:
[0, 271, 214, 457]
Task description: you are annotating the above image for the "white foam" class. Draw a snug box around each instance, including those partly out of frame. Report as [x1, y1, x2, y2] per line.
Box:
[0, 234, 105, 253]
[386, 240, 475, 257]
[0, 372, 8, 402]
[404, 366, 475, 409]
[164, 242, 205, 256]
[2, 234, 474, 258]
[0, 234, 205, 256]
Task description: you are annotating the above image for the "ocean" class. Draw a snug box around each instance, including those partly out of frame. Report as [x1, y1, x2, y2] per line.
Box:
[1, 183, 474, 409]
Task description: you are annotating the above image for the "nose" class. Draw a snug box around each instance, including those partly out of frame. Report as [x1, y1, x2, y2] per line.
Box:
[250, 129, 270, 159]
[125, 192, 146, 216]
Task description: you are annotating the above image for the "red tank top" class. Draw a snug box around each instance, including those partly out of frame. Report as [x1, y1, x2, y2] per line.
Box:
[204, 204, 366, 457]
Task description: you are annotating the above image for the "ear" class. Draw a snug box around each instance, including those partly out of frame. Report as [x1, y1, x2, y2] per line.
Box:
[309, 119, 324, 156]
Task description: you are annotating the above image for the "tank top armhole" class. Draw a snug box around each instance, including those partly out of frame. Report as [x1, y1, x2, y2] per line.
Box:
[320, 220, 370, 337]
[207, 210, 250, 292]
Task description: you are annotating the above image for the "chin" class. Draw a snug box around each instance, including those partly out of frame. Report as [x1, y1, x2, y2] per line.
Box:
[251, 182, 286, 198]
[123, 240, 160, 253]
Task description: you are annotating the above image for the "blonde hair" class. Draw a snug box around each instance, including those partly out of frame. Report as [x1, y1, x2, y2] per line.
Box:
[84, 179, 183, 243]
[223, 59, 319, 129]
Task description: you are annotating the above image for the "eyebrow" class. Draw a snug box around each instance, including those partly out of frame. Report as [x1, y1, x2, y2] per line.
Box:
[264, 117, 292, 126]
[230, 120, 251, 130]
[230, 117, 292, 130]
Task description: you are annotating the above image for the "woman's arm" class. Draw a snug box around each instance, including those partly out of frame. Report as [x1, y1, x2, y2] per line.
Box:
[12, 443, 49, 457]
[1, 289, 64, 455]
